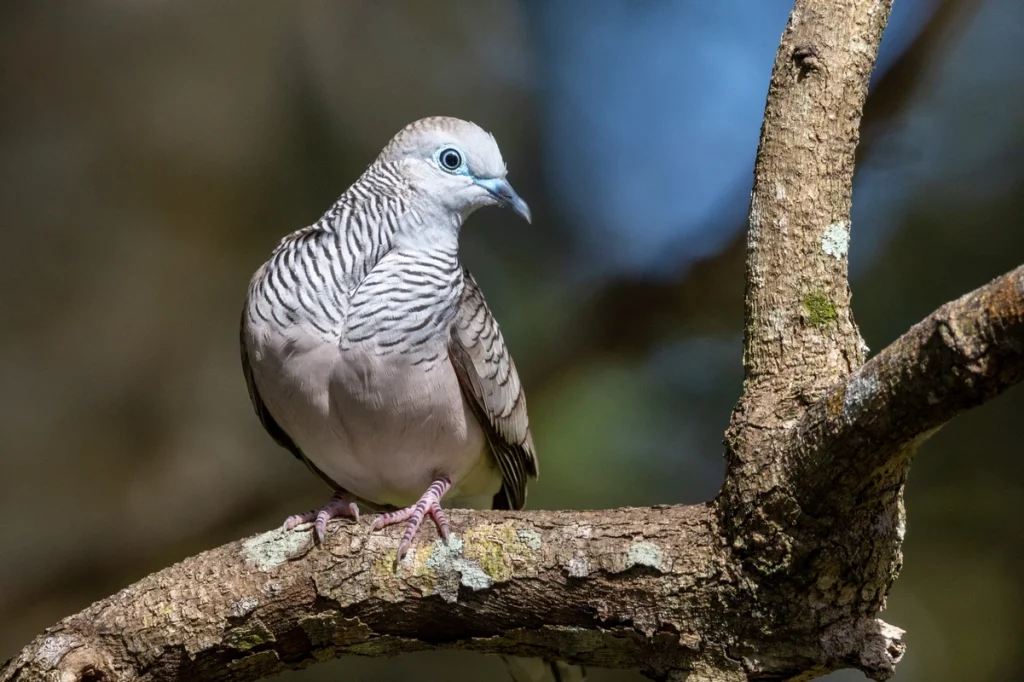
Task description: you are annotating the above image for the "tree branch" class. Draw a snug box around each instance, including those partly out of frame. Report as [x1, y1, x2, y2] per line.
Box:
[720, 0, 893, 554]
[5, 1, 1021, 682]
[789, 265, 1024, 517]
[741, 4, 884, 404]
[1, 507, 734, 681]
[1, 504, 907, 682]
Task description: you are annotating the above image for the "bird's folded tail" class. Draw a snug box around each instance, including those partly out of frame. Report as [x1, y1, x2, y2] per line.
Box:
[502, 655, 587, 682]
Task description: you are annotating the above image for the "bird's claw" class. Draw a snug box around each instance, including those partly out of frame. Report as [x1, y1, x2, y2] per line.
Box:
[283, 490, 360, 543]
[370, 477, 452, 566]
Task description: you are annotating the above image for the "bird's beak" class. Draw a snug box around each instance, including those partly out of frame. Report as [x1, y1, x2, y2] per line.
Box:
[475, 177, 532, 224]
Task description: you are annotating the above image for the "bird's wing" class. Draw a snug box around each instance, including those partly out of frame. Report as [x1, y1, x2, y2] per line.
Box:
[448, 267, 538, 510]
[239, 308, 343, 492]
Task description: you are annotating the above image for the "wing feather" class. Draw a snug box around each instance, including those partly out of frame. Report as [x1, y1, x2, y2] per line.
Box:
[448, 268, 538, 510]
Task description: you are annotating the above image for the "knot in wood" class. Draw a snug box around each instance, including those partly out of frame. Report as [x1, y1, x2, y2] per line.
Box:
[792, 44, 827, 79]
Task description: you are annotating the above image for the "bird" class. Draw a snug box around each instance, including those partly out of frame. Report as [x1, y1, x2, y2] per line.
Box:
[240, 116, 538, 564]
[241, 116, 586, 682]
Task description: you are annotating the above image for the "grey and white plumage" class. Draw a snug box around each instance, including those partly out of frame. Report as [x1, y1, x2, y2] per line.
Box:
[241, 116, 584, 682]
[240, 117, 537, 555]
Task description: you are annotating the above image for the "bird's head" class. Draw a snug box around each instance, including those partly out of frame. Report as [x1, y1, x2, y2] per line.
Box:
[376, 116, 531, 224]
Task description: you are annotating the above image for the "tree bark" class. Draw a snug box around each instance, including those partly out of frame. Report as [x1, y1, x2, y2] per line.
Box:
[5, 1, 1023, 681]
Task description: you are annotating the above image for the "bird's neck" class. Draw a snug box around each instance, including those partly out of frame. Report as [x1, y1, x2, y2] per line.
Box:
[314, 164, 455, 290]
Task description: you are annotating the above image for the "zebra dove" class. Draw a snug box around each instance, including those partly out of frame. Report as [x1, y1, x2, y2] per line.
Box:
[240, 116, 537, 563]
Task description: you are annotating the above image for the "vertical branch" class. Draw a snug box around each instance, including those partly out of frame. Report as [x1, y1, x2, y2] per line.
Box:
[741, 2, 892, 410]
[724, 0, 895, 463]
[719, 0, 896, 586]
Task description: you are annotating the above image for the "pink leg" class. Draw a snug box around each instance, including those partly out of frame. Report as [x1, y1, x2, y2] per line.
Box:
[371, 477, 452, 563]
[283, 490, 360, 543]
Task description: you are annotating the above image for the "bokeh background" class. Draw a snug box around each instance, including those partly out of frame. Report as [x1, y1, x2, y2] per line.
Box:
[2, 1, 1022, 681]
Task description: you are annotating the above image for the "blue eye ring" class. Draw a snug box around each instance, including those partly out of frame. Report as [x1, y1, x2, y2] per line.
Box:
[435, 146, 465, 173]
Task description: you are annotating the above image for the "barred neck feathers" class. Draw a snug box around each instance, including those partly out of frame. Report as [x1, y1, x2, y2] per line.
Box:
[245, 163, 414, 339]
[313, 161, 416, 291]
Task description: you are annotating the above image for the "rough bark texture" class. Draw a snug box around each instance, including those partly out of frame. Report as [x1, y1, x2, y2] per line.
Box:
[5, 1, 1024, 681]
[717, 4, 900, 670]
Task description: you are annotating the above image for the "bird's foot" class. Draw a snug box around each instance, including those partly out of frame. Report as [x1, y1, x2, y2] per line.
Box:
[371, 477, 452, 565]
[283, 490, 360, 543]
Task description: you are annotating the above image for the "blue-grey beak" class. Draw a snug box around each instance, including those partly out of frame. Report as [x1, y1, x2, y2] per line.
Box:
[475, 177, 532, 224]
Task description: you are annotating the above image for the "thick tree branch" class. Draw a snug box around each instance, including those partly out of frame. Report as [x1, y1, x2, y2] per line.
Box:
[0, 508, 729, 680]
[2, 505, 908, 682]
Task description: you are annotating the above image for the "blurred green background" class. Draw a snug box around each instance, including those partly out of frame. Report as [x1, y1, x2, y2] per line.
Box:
[1, 2, 1021, 681]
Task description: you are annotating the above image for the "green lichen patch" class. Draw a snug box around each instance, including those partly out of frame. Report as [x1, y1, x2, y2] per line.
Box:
[425, 535, 465, 570]
[367, 523, 544, 602]
[370, 551, 399, 580]
[366, 541, 439, 598]
[456, 560, 492, 591]
[803, 291, 838, 329]
[224, 618, 275, 651]
[460, 523, 545, 583]
[463, 525, 517, 582]
[424, 537, 492, 599]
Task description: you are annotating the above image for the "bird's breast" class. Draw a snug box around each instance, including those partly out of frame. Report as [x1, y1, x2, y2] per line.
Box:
[341, 246, 464, 356]
[245, 235, 496, 507]
[247, 319, 496, 510]
[323, 344, 496, 507]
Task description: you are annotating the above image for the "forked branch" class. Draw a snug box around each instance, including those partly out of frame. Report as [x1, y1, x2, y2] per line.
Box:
[4, 1, 1021, 681]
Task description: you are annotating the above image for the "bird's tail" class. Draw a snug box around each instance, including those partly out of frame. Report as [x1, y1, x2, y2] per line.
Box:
[502, 656, 587, 682]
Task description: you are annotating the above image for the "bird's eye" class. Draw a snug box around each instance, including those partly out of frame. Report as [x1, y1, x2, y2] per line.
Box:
[438, 147, 463, 172]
